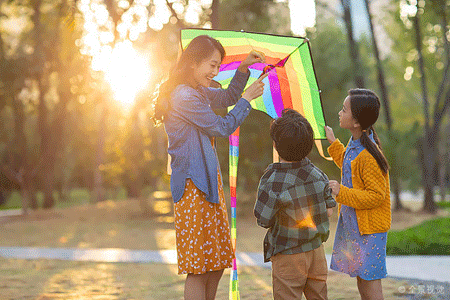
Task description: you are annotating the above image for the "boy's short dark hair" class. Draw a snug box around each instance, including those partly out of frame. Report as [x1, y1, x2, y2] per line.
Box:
[270, 108, 314, 162]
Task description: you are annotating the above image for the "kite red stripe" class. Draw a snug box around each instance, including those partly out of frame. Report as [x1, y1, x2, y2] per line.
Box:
[276, 67, 293, 113]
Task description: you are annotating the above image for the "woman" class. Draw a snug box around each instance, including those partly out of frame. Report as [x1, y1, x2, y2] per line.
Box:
[153, 35, 267, 300]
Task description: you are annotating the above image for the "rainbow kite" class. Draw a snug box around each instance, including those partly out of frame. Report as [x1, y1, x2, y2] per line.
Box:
[180, 29, 328, 300]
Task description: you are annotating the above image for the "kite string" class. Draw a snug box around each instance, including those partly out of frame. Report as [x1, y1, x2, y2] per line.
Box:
[241, 30, 256, 53]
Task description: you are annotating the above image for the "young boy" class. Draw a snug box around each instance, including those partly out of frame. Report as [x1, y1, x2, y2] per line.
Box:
[254, 108, 336, 300]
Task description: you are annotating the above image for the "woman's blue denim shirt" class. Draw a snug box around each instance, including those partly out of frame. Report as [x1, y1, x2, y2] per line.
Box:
[164, 70, 251, 204]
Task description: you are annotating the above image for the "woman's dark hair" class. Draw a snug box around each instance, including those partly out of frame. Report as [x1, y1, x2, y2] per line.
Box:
[348, 88, 390, 173]
[270, 108, 314, 162]
[152, 35, 225, 124]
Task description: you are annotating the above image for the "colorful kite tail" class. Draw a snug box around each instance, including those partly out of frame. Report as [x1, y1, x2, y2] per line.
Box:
[229, 127, 240, 300]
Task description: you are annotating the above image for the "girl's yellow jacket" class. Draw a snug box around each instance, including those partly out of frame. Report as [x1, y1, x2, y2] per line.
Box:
[328, 139, 391, 235]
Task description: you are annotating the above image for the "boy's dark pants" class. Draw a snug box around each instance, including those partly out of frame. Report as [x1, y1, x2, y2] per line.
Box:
[271, 244, 328, 300]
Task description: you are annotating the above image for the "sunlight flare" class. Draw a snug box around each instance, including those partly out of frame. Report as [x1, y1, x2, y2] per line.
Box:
[103, 42, 152, 108]
[295, 211, 317, 230]
[79, 0, 152, 108]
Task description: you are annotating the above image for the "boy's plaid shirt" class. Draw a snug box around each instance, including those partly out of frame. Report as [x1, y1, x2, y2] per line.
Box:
[254, 158, 336, 262]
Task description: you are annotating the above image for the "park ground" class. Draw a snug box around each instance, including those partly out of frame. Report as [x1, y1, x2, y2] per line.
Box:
[0, 195, 449, 299]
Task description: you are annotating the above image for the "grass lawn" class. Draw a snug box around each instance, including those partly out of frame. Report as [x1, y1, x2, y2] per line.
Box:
[1, 197, 449, 299]
[437, 201, 450, 209]
[387, 201, 450, 255]
[387, 217, 450, 255]
[0, 188, 130, 210]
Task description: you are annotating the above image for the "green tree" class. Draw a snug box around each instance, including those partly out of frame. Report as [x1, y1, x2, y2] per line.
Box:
[363, 0, 404, 210]
[383, 0, 450, 212]
[410, 0, 450, 213]
[0, 0, 94, 212]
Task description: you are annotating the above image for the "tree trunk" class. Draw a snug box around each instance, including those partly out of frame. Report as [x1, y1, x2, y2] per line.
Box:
[34, 0, 46, 152]
[363, 0, 392, 127]
[32, 0, 57, 209]
[60, 181, 70, 202]
[340, 0, 365, 88]
[11, 82, 33, 213]
[412, 4, 436, 213]
[136, 176, 149, 215]
[127, 110, 143, 199]
[428, 87, 450, 207]
[29, 184, 38, 210]
[40, 98, 57, 209]
[423, 174, 435, 212]
[41, 2, 79, 209]
[424, 133, 438, 213]
[42, 170, 55, 209]
[0, 190, 5, 206]
[140, 177, 154, 216]
[438, 124, 449, 203]
[439, 147, 447, 202]
[42, 97, 69, 208]
[21, 186, 30, 215]
[211, 0, 220, 29]
[93, 101, 106, 203]
[436, 4, 450, 204]
[363, 0, 402, 210]
[391, 176, 402, 210]
[443, 124, 450, 202]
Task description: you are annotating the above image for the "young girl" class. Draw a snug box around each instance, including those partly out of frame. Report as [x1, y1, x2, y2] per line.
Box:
[324, 89, 391, 300]
[153, 35, 267, 300]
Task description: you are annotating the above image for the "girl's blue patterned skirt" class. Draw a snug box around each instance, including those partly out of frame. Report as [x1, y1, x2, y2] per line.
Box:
[330, 204, 387, 280]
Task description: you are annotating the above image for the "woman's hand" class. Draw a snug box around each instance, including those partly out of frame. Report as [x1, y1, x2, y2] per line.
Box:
[238, 50, 265, 73]
[329, 180, 340, 196]
[242, 73, 268, 102]
[325, 126, 336, 144]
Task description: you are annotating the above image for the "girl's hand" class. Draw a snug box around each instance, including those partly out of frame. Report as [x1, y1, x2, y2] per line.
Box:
[325, 126, 336, 144]
[242, 73, 268, 102]
[238, 50, 265, 73]
[327, 208, 333, 217]
[329, 180, 340, 196]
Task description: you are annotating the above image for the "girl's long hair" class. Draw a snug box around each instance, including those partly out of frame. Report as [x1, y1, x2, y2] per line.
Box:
[152, 35, 225, 124]
[348, 88, 390, 173]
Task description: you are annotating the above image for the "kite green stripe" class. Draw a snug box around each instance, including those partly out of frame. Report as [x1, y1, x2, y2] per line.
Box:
[251, 97, 267, 113]
[182, 29, 303, 47]
[290, 48, 325, 139]
[290, 50, 318, 138]
[298, 45, 326, 139]
[181, 31, 305, 58]
[222, 38, 297, 53]
[219, 78, 233, 88]
[232, 279, 239, 291]
[243, 77, 266, 112]
[182, 36, 298, 55]
[222, 78, 268, 115]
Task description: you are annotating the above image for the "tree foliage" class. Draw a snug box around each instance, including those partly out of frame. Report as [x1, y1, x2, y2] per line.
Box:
[0, 0, 449, 213]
